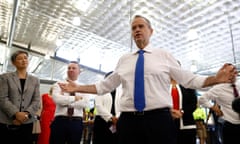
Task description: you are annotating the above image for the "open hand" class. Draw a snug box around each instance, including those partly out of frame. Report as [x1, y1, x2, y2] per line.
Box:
[215, 63, 237, 83]
[58, 80, 77, 93]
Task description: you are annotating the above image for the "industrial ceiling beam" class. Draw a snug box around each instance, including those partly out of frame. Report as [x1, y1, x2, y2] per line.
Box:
[6, 0, 20, 47]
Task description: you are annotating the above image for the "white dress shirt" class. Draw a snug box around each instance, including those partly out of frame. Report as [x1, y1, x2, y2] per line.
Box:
[95, 93, 113, 122]
[95, 86, 122, 122]
[52, 80, 90, 117]
[95, 44, 207, 112]
[199, 83, 240, 124]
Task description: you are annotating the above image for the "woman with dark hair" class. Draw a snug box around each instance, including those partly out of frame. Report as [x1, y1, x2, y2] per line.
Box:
[0, 50, 40, 144]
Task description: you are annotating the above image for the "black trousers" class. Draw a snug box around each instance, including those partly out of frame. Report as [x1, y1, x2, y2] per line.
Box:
[222, 121, 240, 144]
[0, 122, 33, 144]
[49, 116, 83, 144]
[92, 116, 117, 144]
[117, 108, 177, 144]
[174, 119, 196, 144]
[177, 128, 196, 144]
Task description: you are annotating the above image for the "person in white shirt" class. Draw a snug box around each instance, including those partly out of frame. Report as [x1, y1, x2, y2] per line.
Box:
[49, 61, 90, 144]
[92, 71, 119, 144]
[58, 15, 237, 144]
[198, 66, 240, 144]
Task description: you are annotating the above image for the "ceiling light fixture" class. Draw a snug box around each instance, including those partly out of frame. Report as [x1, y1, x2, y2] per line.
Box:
[6, 0, 14, 5]
[187, 29, 198, 41]
[73, 0, 92, 13]
[72, 17, 81, 26]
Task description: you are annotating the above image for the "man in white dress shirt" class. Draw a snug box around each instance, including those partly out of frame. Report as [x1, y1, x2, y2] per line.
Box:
[92, 71, 119, 144]
[58, 15, 237, 144]
[198, 65, 240, 144]
[49, 61, 90, 144]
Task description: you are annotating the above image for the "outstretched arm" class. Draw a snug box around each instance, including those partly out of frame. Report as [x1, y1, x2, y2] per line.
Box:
[58, 80, 97, 94]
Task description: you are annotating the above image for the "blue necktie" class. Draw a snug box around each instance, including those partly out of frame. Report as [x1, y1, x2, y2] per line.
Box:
[134, 50, 145, 111]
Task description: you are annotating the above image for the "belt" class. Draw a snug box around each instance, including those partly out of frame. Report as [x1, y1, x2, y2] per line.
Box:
[55, 115, 82, 121]
[122, 107, 169, 116]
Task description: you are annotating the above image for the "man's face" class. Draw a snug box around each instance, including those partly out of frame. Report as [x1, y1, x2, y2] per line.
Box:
[67, 63, 80, 80]
[131, 17, 153, 48]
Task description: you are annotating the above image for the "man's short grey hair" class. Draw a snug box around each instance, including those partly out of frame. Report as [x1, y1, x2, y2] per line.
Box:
[132, 15, 152, 29]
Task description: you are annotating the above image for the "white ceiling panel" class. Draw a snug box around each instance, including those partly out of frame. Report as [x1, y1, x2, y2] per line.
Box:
[0, 0, 239, 83]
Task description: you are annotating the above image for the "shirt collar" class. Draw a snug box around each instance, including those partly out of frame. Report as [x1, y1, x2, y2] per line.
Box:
[133, 44, 153, 55]
[66, 78, 78, 83]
